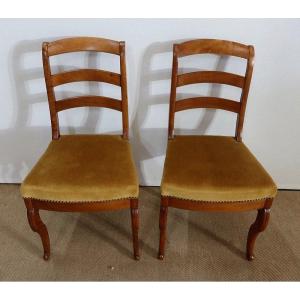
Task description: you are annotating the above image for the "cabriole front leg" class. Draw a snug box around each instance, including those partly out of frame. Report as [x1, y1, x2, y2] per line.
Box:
[246, 199, 273, 261]
[24, 199, 50, 260]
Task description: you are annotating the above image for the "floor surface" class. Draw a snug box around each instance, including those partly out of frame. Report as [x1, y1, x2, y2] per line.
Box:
[0, 185, 299, 281]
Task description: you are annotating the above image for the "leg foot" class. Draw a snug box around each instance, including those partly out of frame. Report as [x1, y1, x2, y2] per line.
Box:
[43, 253, 50, 261]
[130, 199, 140, 260]
[246, 201, 272, 261]
[158, 254, 164, 260]
[247, 254, 255, 261]
[24, 199, 50, 261]
[158, 197, 168, 260]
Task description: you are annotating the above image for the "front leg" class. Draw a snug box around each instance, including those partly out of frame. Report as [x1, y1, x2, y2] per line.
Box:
[24, 198, 50, 260]
[246, 199, 273, 261]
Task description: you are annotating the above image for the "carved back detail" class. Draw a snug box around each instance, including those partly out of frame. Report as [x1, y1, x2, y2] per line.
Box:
[168, 39, 255, 141]
[42, 37, 129, 139]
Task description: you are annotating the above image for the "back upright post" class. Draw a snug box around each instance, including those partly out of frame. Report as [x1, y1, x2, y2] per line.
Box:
[235, 45, 255, 142]
[120, 41, 129, 139]
[168, 44, 179, 139]
[42, 42, 60, 140]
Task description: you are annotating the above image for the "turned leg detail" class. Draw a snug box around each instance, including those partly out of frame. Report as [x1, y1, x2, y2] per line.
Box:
[158, 197, 169, 260]
[246, 200, 273, 261]
[24, 199, 50, 261]
[130, 199, 140, 260]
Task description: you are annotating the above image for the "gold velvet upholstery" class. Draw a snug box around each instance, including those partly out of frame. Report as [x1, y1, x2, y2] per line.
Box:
[161, 136, 277, 202]
[21, 135, 139, 202]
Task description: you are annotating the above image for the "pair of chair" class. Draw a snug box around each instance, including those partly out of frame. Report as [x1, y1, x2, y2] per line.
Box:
[21, 37, 277, 262]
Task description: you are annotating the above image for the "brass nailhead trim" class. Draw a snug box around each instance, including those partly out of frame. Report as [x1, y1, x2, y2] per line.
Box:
[23, 196, 138, 204]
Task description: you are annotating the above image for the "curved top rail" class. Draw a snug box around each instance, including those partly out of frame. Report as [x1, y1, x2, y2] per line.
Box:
[45, 37, 121, 56]
[175, 39, 251, 59]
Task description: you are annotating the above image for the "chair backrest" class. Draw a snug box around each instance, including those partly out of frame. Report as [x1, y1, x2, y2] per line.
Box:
[42, 37, 129, 140]
[168, 39, 255, 141]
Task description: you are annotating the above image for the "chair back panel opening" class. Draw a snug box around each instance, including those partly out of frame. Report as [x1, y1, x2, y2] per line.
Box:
[42, 37, 129, 140]
[168, 39, 254, 141]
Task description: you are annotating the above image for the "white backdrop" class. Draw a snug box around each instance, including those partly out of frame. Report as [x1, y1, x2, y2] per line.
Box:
[0, 19, 299, 188]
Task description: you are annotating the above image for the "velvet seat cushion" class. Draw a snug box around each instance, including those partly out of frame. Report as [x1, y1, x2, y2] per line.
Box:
[161, 135, 277, 202]
[21, 135, 139, 202]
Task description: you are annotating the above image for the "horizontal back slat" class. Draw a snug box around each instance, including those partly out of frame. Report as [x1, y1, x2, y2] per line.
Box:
[51, 69, 121, 87]
[175, 97, 241, 113]
[177, 71, 245, 88]
[47, 37, 120, 56]
[176, 39, 250, 59]
[55, 96, 122, 112]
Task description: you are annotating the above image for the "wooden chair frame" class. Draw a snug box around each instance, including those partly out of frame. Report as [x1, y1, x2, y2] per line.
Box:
[23, 37, 139, 261]
[158, 39, 274, 261]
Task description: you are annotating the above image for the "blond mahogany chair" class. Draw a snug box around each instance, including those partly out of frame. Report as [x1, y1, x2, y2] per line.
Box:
[158, 39, 277, 260]
[21, 37, 140, 260]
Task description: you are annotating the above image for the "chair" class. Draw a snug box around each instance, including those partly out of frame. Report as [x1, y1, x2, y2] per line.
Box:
[21, 37, 140, 260]
[158, 39, 277, 260]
